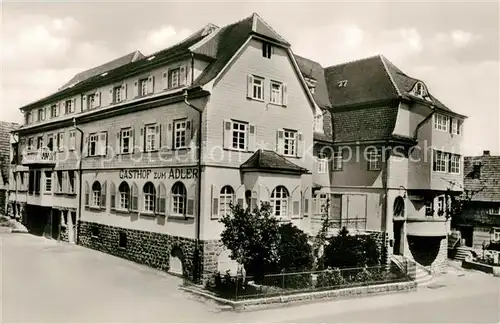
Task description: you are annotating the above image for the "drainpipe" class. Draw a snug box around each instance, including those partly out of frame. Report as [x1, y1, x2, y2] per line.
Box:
[383, 139, 391, 263]
[72, 117, 84, 244]
[190, 53, 195, 84]
[413, 105, 435, 140]
[183, 90, 203, 282]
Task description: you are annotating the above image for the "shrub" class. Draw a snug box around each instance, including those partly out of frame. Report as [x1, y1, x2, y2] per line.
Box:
[277, 223, 314, 272]
[205, 270, 247, 299]
[315, 268, 346, 288]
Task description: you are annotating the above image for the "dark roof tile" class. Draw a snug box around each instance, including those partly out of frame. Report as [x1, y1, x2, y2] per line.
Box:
[464, 155, 500, 202]
[241, 149, 307, 173]
[294, 54, 332, 109]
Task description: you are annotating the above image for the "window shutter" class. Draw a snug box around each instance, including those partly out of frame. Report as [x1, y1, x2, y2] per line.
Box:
[246, 74, 254, 98]
[130, 129, 135, 153]
[108, 88, 114, 104]
[223, 120, 231, 149]
[82, 95, 87, 110]
[276, 129, 285, 154]
[251, 190, 258, 211]
[95, 92, 101, 107]
[292, 200, 300, 219]
[110, 182, 116, 209]
[139, 127, 144, 152]
[72, 99, 76, 112]
[84, 182, 89, 207]
[101, 181, 107, 209]
[122, 84, 127, 99]
[159, 184, 166, 214]
[158, 124, 163, 148]
[84, 135, 89, 157]
[131, 183, 138, 212]
[296, 132, 304, 158]
[155, 184, 160, 214]
[99, 132, 107, 156]
[303, 198, 309, 217]
[186, 120, 192, 144]
[248, 124, 256, 152]
[186, 184, 196, 217]
[282, 83, 288, 106]
[60, 102, 65, 116]
[163, 69, 169, 89]
[155, 124, 160, 149]
[133, 80, 139, 97]
[177, 66, 185, 86]
[211, 185, 219, 219]
[147, 76, 154, 94]
[116, 131, 121, 154]
[166, 123, 172, 150]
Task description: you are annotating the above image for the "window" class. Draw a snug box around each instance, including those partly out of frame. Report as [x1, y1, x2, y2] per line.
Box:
[333, 150, 343, 171]
[130, 183, 138, 211]
[489, 206, 500, 215]
[92, 181, 101, 207]
[219, 186, 234, 217]
[231, 121, 247, 151]
[50, 105, 57, 118]
[169, 68, 180, 88]
[47, 134, 54, 151]
[317, 155, 328, 174]
[38, 108, 45, 121]
[37, 136, 44, 149]
[413, 82, 425, 97]
[139, 78, 148, 97]
[158, 183, 167, 214]
[433, 150, 447, 172]
[493, 228, 500, 242]
[58, 132, 64, 152]
[262, 42, 272, 59]
[120, 128, 131, 154]
[145, 125, 157, 152]
[56, 171, 63, 193]
[28, 138, 34, 150]
[283, 130, 297, 156]
[434, 114, 449, 132]
[65, 100, 74, 114]
[270, 81, 282, 105]
[271, 186, 289, 218]
[87, 93, 96, 110]
[174, 120, 188, 149]
[118, 231, 127, 248]
[313, 115, 323, 133]
[69, 131, 76, 150]
[171, 182, 187, 215]
[68, 171, 75, 194]
[451, 118, 461, 135]
[367, 149, 381, 171]
[437, 196, 446, 216]
[113, 86, 123, 103]
[143, 182, 156, 213]
[425, 200, 434, 216]
[89, 134, 98, 156]
[45, 171, 52, 192]
[251, 76, 264, 100]
[26, 112, 31, 124]
[449, 154, 461, 174]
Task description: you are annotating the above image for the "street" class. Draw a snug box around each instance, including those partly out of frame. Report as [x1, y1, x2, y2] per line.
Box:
[1, 232, 499, 323]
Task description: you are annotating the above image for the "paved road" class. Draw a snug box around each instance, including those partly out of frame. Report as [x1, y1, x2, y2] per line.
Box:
[1, 232, 499, 323]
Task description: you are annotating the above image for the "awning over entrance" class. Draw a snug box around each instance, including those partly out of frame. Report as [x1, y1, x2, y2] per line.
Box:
[406, 219, 447, 237]
[240, 149, 308, 175]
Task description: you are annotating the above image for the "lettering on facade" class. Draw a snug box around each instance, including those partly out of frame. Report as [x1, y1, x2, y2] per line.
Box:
[119, 168, 198, 180]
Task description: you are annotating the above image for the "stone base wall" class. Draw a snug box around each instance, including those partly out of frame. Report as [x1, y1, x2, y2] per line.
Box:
[430, 237, 448, 274]
[78, 221, 202, 280]
[60, 225, 69, 243]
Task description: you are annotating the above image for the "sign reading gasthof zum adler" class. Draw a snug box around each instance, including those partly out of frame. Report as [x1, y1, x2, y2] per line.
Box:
[119, 168, 198, 180]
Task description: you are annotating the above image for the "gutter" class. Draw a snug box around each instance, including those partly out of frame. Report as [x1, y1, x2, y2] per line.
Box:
[72, 117, 84, 244]
[183, 90, 203, 282]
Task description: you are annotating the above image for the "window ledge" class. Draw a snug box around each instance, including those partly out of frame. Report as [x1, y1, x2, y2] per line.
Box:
[54, 192, 65, 196]
[168, 214, 188, 220]
[140, 211, 156, 217]
[43, 192, 52, 195]
[65, 193, 77, 197]
[268, 102, 284, 107]
[248, 97, 265, 102]
[88, 206, 103, 212]
[114, 208, 131, 214]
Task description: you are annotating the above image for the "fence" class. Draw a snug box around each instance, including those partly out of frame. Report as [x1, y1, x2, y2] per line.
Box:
[192, 263, 413, 301]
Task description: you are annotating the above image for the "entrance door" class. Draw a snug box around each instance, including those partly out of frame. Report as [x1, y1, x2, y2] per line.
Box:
[459, 226, 473, 247]
[51, 210, 60, 240]
[393, 221, 404, 255]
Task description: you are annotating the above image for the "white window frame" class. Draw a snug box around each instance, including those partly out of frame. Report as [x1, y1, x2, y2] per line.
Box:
[425, 200, 434, 216]
[313, 114, 323, 133]
[367, 149, 381, 171]
[262, 42, 272, 59]
[92, 182, 101, 207]
[145, 125, 157, 152]
[449, 154, 461, 174]
[87, 94, 96, 110]
[58, 132, 64, 152]
[271, 186, 289, 218]
[69, 131, 76, 151]
[68, 171, 75, 194]
[219, 186, 234, 217]
[433, 150, 447, 172]
[143, 182, 156, 213]
[451, 118, 461, 135]
[174, 120, 187, 149]
[270, 80, 283, 105]
[50, 105, 57, 118]
[283, 130, 297, 157]
[89, 134, 99, 157]
[333, 151, 343, 171]
[169, 68, 180, 88]
[434, 114, 449, 132]
[489, 206, 500, 215]
[65, 100, 74, 114]
[139, 78, 148, 97]
[38, 108, 45, 121]
[492, 228, 500, 241]
[251, 76, 264, 101]
[114, 86, 123, 103]
[437, 196, 446, 215]
[317, 156, 328, 174]
[121, 128, 131, 154]
[171, 182, 187, 216]
[231, 121, 247, 151]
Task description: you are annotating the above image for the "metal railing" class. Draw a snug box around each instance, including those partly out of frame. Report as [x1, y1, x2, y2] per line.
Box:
[22, 147, 55, 164]
[194, 263, 412, 301]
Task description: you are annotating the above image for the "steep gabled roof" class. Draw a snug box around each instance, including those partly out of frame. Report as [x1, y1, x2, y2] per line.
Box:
[240, 149, 307, 174]
[294, 54, 332, 109]
[464, 154, 500, 202]
[60, 51, 144, 90]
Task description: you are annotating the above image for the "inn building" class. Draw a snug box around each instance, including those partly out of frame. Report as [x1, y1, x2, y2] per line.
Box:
[9, 13, 466, 278]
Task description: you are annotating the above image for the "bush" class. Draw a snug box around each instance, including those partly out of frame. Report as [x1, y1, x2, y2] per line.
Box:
[315, 268, 346, 288]
[205, 270, 247, 299]
[486, 241, 500, 252]
[320, 227, 381, 269]
[277, 223, 314, 272]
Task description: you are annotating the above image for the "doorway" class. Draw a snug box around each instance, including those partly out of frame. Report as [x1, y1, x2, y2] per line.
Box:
[51, 210, 60, 240]
[459, 225, 473, 247]
[393, 220, 404, 255]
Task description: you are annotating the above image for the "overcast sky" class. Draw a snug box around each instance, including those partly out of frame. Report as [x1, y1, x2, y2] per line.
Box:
[1, 1, 499, 155]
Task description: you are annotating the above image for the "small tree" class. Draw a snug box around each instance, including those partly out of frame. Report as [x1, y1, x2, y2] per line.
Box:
[220, 202, 280, 281]
[277, 223, 314, 272]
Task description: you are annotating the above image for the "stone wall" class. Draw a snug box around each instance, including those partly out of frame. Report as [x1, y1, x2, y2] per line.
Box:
[430, 237, 448, 274]
[78, 221, 201, 280]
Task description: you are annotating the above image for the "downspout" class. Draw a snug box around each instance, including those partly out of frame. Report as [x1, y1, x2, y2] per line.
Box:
[413, 105, 435, 140]
[72, 117, 84, 244]
[383, 139, 391, 263]
[183, 90, 203, 281]
[190, 53, 195, 84]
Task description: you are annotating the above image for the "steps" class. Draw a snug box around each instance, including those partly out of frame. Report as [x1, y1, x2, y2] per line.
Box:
[391, 255, 434, 287]
[454, 246, 473, 261]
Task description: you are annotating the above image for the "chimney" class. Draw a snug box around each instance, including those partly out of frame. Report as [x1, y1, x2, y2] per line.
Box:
[483, 150, 490, 156]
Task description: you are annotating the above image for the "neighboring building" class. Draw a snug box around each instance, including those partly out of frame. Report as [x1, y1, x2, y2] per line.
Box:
[8, 13, 466, 278]
[0, 121, 19, 215]
[294, 55, 467, 272]
[454, 151, 500, 249]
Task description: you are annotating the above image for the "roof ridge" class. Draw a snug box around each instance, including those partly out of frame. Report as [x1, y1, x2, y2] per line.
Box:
[379, 55, 402, 97]
[324, 54, 381, 70]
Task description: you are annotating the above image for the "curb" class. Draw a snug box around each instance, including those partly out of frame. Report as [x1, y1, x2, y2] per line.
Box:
[180, 280, 417, 312]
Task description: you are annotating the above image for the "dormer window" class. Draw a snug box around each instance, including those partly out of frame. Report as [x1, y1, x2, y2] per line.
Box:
[262, 42, 272, 59]
[304, 77, 317, 94]
[412, 81, 427, 98]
